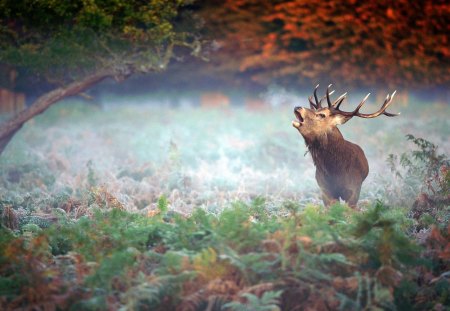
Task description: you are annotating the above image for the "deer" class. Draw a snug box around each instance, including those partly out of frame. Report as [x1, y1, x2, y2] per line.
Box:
[292, 84, 399, 208]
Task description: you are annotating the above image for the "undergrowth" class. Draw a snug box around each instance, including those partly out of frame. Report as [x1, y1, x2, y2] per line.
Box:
[387, 135, 449, 231]
[0, 199, 448, 310]
[0, 106, 448, 311]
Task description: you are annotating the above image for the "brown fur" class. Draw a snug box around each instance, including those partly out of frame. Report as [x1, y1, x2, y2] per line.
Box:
[306, 127, 368, 207]
[293, 87, 397, 207]
[293, 107, 368, 207]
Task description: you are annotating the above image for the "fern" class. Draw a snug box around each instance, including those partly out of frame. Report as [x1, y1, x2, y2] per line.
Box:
[122, 273, 195, 310]
[216, 201, 279, 252]
[158, 195, 169, 214]
[386, 134, 449, 206]
[0, 199, 443, 309]
[351, 201, 420, 268]
[336, 273, 396, 311]
[220, 247, 279, 284]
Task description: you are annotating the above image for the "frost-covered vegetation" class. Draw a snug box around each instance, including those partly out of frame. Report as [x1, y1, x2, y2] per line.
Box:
[1, 96, 448, 212]
[0, 96, 449, 310]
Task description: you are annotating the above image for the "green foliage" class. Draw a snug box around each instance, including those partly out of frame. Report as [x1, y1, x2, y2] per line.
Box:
[0, 91, 446, 311]
[21, 223, 42, 235]
[85, 248, 137, 289]
[0, 0, 198, 84]
[352, 201, 420, 267]
[216, 201, 278, 252]
[387, 134, 449, 202]
[157, 194, 169, 214]
[336, 272, 397, 311]
[46, 208, 155, 259]
[0, 199, 447, 310]
[297, 203, 351, 243]
[386, 134, 449, 231]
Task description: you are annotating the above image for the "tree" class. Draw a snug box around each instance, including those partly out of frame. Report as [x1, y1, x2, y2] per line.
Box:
[198, 0, 450, 90]
[0, 0, 200, 155]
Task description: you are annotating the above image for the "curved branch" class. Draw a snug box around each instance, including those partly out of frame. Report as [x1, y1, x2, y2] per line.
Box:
[0, 70, 113, 155]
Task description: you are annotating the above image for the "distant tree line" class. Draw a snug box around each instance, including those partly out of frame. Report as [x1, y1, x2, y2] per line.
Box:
[194, 0, 450, 90]
[0, 0, 449, 154]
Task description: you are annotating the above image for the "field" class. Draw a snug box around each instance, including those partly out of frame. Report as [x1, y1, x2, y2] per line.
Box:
[0, 94, 449, 310]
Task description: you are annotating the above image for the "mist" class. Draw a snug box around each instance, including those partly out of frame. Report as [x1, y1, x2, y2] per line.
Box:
[1, 88, 448, 216]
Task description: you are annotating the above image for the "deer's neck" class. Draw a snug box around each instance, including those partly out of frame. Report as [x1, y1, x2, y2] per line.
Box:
[305, 128, 347, 169]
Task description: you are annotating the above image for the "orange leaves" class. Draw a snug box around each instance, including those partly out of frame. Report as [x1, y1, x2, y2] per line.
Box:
[205, 278, 240, 296]
[202, 0, 450, 88]
[3, 234, 50, 265]
[429, 225, 450, 261]
[90, 186, 125, 210]
[1, 234, 84, 311]
[3, 237, 25, 262]
[193, 248, 228, 281]
[332, 275, 359, 292]
[1, 205, 18, 230]
[147, 209, 161, 218]
[375, 265, 403, 287]
[386, 7, 396, 19]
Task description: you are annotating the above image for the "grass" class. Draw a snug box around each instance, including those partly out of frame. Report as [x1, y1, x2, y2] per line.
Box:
[1, 96, 448, 213]
[0, 94, 449, 310]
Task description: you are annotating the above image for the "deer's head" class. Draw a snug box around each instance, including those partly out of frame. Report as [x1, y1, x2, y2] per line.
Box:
[292, 85, 398, 141]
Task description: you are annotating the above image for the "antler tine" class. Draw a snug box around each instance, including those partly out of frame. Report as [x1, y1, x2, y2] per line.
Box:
[332, 92, 347, 109]
[381, 91, 399, 116]
[333, 91, 399, 118]
[326, 84, 333, 108]
[313, 84, 321, 109]
[308, 96, 317, 109]
[354, 91, 400, 118]
[354, 93, 370, 114]
[378, 91, 400, 117]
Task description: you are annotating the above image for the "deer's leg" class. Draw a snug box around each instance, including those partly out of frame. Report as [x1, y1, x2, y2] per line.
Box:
[316, 172, 339, 207]
[343, 186, 361, 209]
[322, 191, 338, 207]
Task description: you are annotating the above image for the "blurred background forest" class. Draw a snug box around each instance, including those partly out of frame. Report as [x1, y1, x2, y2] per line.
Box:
[1, 0, 450, 104]
[0, 0, 449, 310]
[0, 0, 447, 210]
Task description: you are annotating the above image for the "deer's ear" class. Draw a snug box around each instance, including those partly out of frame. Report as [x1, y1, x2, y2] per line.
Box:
[333, 114, 352, 125]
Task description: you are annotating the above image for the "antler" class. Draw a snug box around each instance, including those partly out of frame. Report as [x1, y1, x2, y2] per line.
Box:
[332, 91, 399, 118]
[308, 84, 335, 110]
[308, 84, 320, 109]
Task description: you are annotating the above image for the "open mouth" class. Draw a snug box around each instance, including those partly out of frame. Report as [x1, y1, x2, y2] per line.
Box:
[292, 109, 303, 128]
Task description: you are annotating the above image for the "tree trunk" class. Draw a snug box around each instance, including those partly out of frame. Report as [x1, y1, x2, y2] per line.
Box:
[0, 70, 112, 155]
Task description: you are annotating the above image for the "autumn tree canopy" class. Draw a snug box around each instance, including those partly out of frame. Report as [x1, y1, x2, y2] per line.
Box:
[0, 0, 200, 154]
[199, 0, 450, 89]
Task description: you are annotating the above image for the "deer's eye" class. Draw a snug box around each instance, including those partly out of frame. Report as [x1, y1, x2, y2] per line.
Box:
[317, 113, 326, 119]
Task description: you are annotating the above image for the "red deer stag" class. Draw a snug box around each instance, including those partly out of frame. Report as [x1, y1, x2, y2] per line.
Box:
[292, 85, 399, 207]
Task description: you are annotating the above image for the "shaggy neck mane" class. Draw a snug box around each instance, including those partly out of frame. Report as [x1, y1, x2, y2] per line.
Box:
[305, 128, 346, 171]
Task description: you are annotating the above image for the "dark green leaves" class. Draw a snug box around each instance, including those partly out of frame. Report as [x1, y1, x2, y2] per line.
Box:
[0, 0, 194, 82]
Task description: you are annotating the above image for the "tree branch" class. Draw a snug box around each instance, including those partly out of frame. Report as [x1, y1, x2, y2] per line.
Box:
[0, 69, 113, 154]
